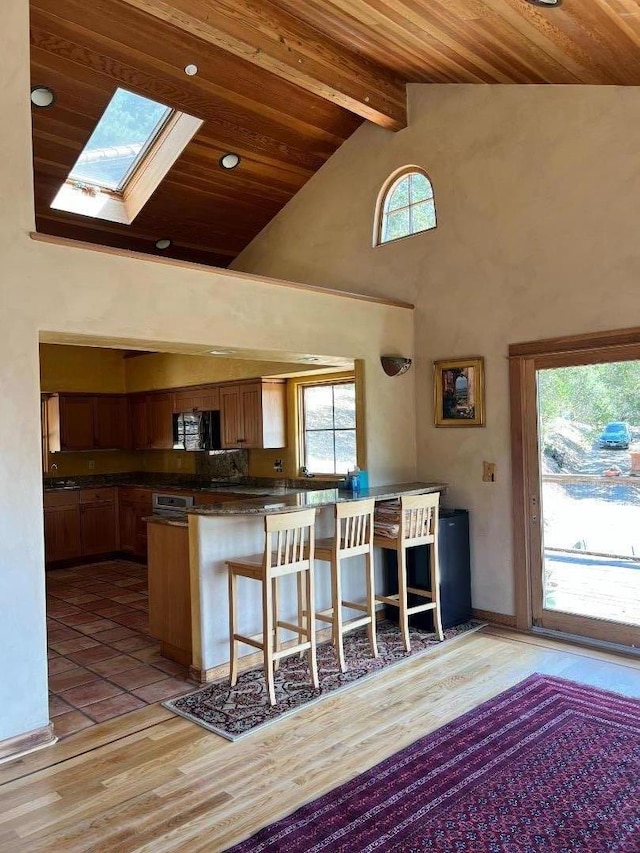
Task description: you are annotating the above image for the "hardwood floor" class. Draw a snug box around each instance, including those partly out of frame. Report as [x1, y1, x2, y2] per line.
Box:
[1, 627, 638, 851]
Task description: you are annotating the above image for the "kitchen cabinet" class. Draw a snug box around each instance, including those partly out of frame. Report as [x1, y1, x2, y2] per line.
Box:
[173, 386, 220, 413]
[119, 487, 153, 560]
[147, 521, 192, 665]
[79, 488, 117, 556]
[94, 395, 129, 450]
[44, 487, 118, 563]
[119, 498, 136, 553]
[130, 395, 150, 450]
[219, 380, 286, 449]
[46, 393, 128, 452]
[47, 395, 95, 452]
[148, 393, 175, 449]
[130, 393, 174, 450]
[43, 491, 81, 563]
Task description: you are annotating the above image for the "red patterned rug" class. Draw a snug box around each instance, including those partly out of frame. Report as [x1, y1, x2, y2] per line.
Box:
[225, 674, 640, 852]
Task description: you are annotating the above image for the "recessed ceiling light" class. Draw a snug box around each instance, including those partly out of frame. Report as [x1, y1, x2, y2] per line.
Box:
[209, 349, 233, 355]
[30, 86, 55, 108]
[184, 64, 198, 76]
[220, 152, 241, 170]
[525, 0, 561, 6]
[301, 356, 320, 362]
[155, 238, 172, 250]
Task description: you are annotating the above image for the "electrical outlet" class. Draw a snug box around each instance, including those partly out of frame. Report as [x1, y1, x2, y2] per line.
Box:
[88, 459, 95, 471]
[482, 461, 496, 482]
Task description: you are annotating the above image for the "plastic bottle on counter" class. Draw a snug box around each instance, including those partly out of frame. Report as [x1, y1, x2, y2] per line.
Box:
[350, 466, 360, 493]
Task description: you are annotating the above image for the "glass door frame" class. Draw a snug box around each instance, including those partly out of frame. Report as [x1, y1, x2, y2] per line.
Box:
[510, 329, 640, 649]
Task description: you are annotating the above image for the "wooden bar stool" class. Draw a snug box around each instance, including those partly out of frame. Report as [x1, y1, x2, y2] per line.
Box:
[374, 492, 444, 652]
[226, 508, 318, 706]
[313, 498, 378, 672]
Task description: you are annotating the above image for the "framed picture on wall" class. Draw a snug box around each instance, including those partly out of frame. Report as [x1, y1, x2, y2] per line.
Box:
[433, 357, 485, 427]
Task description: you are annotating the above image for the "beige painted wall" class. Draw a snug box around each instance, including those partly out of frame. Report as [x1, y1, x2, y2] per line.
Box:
[234, 83, 640, 618]
[0, 0, 416, 744]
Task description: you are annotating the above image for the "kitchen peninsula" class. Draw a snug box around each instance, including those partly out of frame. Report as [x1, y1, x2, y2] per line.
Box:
[150, 482, 447, 682]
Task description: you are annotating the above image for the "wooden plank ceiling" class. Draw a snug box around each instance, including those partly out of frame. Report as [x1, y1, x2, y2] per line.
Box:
[31, 0, 640, 268]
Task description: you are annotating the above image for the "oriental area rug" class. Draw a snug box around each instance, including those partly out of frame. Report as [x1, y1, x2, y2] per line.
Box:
[164, 619, 483, 740]
[225, 674, 640, 852]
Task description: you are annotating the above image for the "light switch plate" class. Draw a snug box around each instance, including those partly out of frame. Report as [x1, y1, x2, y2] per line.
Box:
[483, 461, 496, 482]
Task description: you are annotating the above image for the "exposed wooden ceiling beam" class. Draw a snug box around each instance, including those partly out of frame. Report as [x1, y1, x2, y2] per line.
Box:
[118, 0, 407, 130]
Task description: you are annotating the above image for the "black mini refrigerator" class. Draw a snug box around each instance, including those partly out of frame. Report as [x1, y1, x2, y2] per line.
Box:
[383, 508, 471, 630]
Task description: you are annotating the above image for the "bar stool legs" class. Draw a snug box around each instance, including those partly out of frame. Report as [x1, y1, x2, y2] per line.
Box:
[374, 493, 444, 654]
[226, 508, 318, 706]
[314, 498, 378, 673]
[228, 567, 239, 687]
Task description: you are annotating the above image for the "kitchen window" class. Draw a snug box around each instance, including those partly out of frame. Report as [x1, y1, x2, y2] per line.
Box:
[301, 381, 357, 475]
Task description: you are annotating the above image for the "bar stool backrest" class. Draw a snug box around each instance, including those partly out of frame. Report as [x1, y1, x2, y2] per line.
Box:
[400, 493, 440, 547]
[335, 498, 375, 556]
[265, 508, 316, 575]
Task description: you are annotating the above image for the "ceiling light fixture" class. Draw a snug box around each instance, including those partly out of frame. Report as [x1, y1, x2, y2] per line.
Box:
[301, 356, 320, 362]
[154, 238, 172, 250]
[209, 349, 233, 355]
[30, 86, 55, 108]
[184, 64, 198, 76]
[525, 0, 561, 6]
[220, 152, 241, 170]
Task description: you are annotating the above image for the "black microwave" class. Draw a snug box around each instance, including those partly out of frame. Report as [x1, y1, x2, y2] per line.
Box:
[173, 410, 222, 451]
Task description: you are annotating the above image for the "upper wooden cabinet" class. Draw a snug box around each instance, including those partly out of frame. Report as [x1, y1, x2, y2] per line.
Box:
[173, 387, 220, 413]
[130, 393, 174, 450]
[55, 395, 94, 451]
[220, 380, 286, 449]
[148, 393, 175, 450]
[94, 395, 129, 450]
[45, 379, 287, 455]
[130, 394, 150, 450]
[46, 394, 128, 452]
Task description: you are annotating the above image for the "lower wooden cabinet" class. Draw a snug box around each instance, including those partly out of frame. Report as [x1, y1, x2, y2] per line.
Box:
[44, 487, 118, 564]
[44, 493, 81, 563]
[147, 521, 192, 666]
[118, 488, 153, 560]
[80, 502, 117, 556]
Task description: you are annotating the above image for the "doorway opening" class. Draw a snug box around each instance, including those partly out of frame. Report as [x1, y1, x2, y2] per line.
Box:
[40, 333, 356, 738]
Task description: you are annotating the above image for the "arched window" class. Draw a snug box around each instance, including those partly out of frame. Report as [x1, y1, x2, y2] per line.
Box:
[376, 167, 436, 245]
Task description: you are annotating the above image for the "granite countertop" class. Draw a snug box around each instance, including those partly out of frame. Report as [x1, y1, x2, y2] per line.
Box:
[43, 473, 332, 496]
[187, 482, 446, 518]
[146, 514, 189, 529]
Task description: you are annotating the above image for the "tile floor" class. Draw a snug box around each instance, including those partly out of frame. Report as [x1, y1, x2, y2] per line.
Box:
[47, 559, 194, 738]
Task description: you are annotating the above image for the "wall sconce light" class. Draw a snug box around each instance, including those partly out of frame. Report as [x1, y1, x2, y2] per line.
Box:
[381, 356, 412, 377]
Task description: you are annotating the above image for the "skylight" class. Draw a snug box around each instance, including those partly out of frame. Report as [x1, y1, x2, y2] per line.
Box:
[68, 88, 173, 193]
[51, 90, 203, 226]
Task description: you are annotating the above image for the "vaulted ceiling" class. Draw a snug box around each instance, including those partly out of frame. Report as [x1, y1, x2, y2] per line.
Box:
[30, 0, 640, 268]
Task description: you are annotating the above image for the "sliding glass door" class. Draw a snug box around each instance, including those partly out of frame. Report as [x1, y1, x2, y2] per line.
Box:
[510, 335, 640, 649]
[534, 359, 640, 643]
